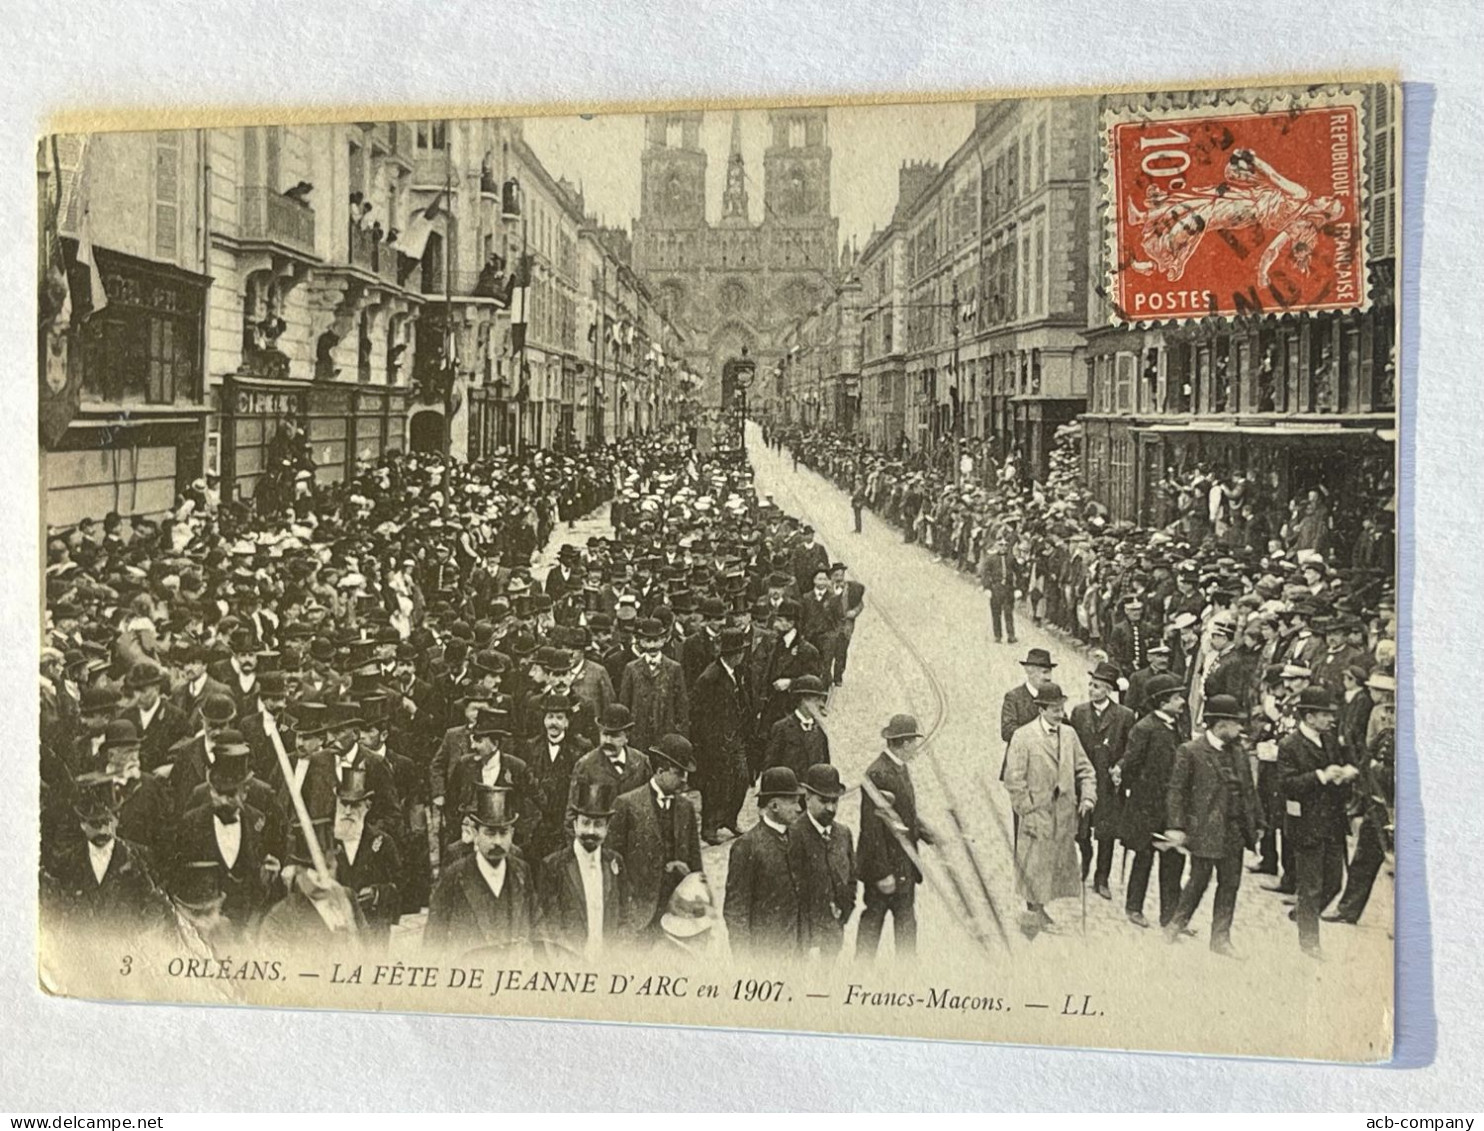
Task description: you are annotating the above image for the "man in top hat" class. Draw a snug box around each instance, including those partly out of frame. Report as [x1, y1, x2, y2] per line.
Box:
[425, 786, 538, 956]
[1161, 695, 1261, 956]
[275, 704, 340, 825]
[857, 713, 932, 960]
[757, 599, 821, 745]
[979, 533, 1023, 645]
[331, 700, 404, 838]
[1070, 661, 1135, 901]
[607, 734, 702, 936]
[122, 659, 188, 774]
[40, 772, 171, 934]
[524, 691, 593, 862]
[567, 705, 652, 836]
[1005, 682, 1097, 933]
[618, 618, 690, 753]
[330, 766, 402, 942]
[1109, 596, 1153, 676]
[691, 626, 756, 845]
[788, 763, 857, 962]
[539, 778, 627, 959]
[1277, 686, 1356, 958]
[237, 669, 294, 781]
[1118, 673, 1189, 929]
[257, 817, 367, 952]
[99, 719, 175, 860]
[1001, 647, 1058, 781]
[429, 692, 494, 819]
[724, 766, 804, 958]
[166, 691, 242, 816]
[171, 742, 279, 931]
[762, 674, 831, 780]
[165, 860, 236, 959]
[442, 708, 529, 851]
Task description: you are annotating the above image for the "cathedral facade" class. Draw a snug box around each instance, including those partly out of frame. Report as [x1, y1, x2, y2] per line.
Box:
[631, 108, 841, 409]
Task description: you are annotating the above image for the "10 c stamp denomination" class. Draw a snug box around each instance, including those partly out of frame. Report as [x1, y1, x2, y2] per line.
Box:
[1106, 89, 1369, 323]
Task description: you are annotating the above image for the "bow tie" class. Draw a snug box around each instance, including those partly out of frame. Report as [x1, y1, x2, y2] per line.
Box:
[799, 719, 814, 732]
[819, 826, 831, 840]
[607, 756, 625, 772]
[217, 811, 240, 826]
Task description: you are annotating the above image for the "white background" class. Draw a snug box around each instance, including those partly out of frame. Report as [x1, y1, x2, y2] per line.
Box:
[3, 0, 1480, 1111]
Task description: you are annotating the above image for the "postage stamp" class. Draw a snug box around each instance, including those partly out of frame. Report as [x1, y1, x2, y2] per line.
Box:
[1105, 89, 1369, 324]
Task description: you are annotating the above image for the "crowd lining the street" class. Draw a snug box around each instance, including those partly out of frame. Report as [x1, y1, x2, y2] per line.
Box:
[769, 422, 1397, 957]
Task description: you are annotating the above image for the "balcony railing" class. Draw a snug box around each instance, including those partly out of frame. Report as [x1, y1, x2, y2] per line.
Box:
[348, 223, 401, 285]
[239, 186, 315, 254]
[420, 269, 508, 301]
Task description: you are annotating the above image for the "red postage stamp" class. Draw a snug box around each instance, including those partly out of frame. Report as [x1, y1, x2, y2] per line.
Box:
[1104, 90, 1369, 324]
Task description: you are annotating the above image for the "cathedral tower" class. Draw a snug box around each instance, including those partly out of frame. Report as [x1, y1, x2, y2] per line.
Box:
[763, 108, 832, 227]
[639, 111, 707, 229]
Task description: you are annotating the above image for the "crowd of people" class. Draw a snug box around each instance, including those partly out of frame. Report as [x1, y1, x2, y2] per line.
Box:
[39, 423, 896, 965]
[776, 423, 1397, 960]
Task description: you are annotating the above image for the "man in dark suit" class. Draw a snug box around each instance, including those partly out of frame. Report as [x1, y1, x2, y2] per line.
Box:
[607, 734, 702, 936]
[799, 567, 843, 677]
[566, 705, 652, 834]
[1118, 674, 1187, 929]
[979, 535, 1021, 644]
[39, 773, 172, 935]
[274, 704, 339, 824]
[690, 629, 755, 844]
[207, 629, 263, 718]
[330, 767, 402, 943]
[1162, 695, 1261, 957]
[425, 786, 537, 956]
[1278, 686, 1355, 958]
[523, 692, 592, 862]
[170, 746, 279, 933]
[618, 619, 690, 752]
[1069, 661, 1136, 900]
[856, 714, 931, 961]
[165, 692, 242, 817]
[121, 660, 189, 774]
[826, 562, 866, 686]
[788, 763, 856, 961]
[762, 675, 831, 778]
[757, 600, 821, 746]
[1337, 665, 1375, 759]
[168, 644, 230, 724]
[790, 526, 830, 596]
[442, 709, 530, 852]
[723, 767, 803, 958]
[538, 779, 627, 959]
[1000, 648, 1056, 780]
[680, 598, 726, 691]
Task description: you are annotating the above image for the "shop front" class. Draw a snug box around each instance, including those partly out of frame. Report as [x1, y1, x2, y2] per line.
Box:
[43, 245, 210, 527]
[221, 374, 410, 503]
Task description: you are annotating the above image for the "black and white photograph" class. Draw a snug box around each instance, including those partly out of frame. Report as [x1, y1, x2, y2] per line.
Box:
[34, 80, 1399, 1061]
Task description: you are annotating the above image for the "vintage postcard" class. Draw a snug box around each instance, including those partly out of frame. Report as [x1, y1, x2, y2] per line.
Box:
[36, 76, 1399, 1061]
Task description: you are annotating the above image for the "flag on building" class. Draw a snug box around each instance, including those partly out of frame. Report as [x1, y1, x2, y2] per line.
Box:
[40, 135, 105, 450]
[508, 254, 531, 353]
[399, 193, 446, 261]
